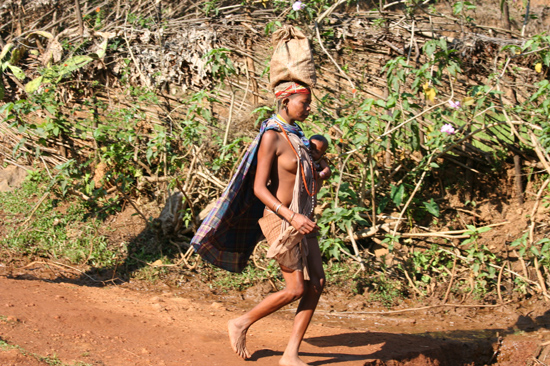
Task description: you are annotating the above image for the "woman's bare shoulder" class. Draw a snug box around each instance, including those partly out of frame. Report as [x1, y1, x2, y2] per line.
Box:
[261, 129, 281, 143]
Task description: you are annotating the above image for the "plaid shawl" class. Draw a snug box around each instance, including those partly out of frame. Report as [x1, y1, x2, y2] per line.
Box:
[191, 115, 309, 273]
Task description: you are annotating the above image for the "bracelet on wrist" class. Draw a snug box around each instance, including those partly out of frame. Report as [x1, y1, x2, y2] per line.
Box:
[289, 212, 296, 223]
[275, 203, 283, 214]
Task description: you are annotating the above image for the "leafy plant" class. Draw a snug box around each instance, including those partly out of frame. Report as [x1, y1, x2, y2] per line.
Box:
[511, 233, 550, 269]
[0, 173, 117, 267]
[0, 43, 27, 99]
[204, 48, 236, 85]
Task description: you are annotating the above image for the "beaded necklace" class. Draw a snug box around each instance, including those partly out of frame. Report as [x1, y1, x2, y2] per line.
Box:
[295, 137, 317, 217]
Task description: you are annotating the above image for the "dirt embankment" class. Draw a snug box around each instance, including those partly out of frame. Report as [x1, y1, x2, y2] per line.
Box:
[1, 264, 549, 366]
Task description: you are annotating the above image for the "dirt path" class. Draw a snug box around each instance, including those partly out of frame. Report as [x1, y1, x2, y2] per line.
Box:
[0, 274, 547, 366]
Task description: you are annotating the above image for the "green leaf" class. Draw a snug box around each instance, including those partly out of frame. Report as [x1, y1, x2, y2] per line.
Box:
[391, 184, 404, 207]
[375, 99, 386, 108]
[423, 198, 440, 217]
[440, 38, 448, 52]
[93, 38, 109, 59]
[462, 237, 474, 246]
[0, 43, 14, 61]
[476, 226, 492, 233]
[26, 31, 54, 39]
[377, 196, 390, 214]
[13, 137, 27, 155]
[423, 41, 436, 56]
[386, 95, 397, 108]
[58, 55, 93, 80]
[7, 64, 25, 80]
[25, 76, 44, 93]
[0, 102, 13, 115]
[330, 246, 340, 260]
[510, 232, 528, 248]
[9, 46, 25, 65]
[464, 1, 476, 11]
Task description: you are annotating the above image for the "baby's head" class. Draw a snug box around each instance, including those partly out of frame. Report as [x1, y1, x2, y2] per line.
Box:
[309, 134, 329, 161]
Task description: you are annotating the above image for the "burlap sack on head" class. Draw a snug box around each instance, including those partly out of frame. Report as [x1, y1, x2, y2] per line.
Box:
[270, 25, 316, 91]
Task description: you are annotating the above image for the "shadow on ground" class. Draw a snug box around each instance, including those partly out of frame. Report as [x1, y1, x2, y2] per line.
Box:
[243, 310, 550, 366]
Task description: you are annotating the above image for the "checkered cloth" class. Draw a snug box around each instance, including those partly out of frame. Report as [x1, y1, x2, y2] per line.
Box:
[191, 115, 309, 273]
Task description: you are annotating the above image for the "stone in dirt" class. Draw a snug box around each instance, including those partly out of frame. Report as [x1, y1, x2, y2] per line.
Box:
[0, 165, 29, 192]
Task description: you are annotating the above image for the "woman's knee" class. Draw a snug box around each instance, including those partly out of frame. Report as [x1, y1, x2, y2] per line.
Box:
[284, 283, 305, 302]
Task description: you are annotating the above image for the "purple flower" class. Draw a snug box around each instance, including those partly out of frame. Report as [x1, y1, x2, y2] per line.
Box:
[441, 124, 456, 135]
[449, 100, 460, 109]
[292, 1, 304, 11]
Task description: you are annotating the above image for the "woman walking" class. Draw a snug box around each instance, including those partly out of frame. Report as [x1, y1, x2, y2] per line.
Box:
[192, 81, 325, 366]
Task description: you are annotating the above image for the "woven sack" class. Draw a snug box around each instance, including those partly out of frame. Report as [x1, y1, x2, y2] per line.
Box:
[270, 25, 316, 91]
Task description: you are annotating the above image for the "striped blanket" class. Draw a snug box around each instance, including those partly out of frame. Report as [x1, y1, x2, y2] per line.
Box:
[191, 115, 310, 273]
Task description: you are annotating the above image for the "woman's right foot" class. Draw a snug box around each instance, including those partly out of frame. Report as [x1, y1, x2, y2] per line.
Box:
[279, 354, 309, 366]
[228, 318, 251, 359]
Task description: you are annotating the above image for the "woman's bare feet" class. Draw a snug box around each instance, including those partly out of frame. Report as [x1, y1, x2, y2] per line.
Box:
[228, 318, 251, 359]
[279, 354, 309, 366]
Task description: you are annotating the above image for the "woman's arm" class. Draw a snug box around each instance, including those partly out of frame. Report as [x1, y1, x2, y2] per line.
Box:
[253, 130, 280, 211]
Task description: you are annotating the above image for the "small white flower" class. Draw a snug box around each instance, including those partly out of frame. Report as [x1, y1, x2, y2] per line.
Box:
[449, 100, 460, 109]
[292, 1, 304, 11]
[441, 124, 456, 135]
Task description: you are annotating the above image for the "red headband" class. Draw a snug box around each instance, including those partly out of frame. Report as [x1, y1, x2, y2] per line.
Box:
[275, 82, 311, 99]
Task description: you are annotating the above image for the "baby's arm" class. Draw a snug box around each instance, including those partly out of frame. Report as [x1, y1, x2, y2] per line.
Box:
[317, 159, 331, 180]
